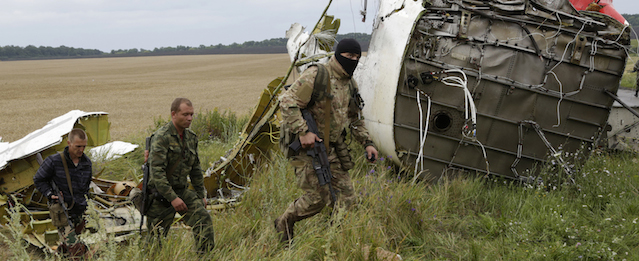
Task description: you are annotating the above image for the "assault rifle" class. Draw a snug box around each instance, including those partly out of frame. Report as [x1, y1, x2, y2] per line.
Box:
[139, 136, 152, 232]
[50, 182, 74, 228]
[35, 152, 74, 228]
[289, 109, 337, 204]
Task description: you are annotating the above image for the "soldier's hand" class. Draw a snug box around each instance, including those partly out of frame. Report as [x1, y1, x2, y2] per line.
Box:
[202, 198, 207, 207]
[171, 197, 188, 212]
[144, 150, 149, 163]
[300, 132, 322, 149]
[50, 195, 59, 200]
[365, 146, 379, 163]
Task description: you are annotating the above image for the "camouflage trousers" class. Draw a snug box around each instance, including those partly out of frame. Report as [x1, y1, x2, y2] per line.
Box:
[146, 188, 215, 252]
[281, 149, 356, 220]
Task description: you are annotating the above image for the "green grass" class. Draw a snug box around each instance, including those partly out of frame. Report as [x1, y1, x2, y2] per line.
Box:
[73, 146, 639, 260]
[92, 109, 248, 181]
[6, 108, 639, 260]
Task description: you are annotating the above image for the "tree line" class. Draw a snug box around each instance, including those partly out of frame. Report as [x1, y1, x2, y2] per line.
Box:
[622, 14, 639, 40]
[0, 45, 103, 60]
[622, 14, 639, 28]
[2, 13, 637, 61]
[0, 33, 371, 61]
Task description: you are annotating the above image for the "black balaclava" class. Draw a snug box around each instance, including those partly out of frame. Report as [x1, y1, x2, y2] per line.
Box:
[334, 38, 361, 77]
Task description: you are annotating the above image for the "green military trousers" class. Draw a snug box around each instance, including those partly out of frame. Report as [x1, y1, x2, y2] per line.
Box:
[146, 188, 215, 252]
[282, 149, 356, 219]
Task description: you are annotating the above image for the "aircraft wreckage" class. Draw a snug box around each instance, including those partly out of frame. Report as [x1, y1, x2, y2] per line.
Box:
[0, 0, 634, 253]
[0, 111, 141, 252]
[354, 0, 631, 182]
[215, 0, 632, 186]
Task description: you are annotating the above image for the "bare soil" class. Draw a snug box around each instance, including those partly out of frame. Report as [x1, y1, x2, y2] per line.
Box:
[0, 54, 294, 142]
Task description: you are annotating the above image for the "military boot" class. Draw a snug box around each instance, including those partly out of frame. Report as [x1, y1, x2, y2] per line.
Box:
[274, 213, 295, 243]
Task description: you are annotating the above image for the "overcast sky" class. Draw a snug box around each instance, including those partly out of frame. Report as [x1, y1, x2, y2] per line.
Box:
[1, 0, 638, 52]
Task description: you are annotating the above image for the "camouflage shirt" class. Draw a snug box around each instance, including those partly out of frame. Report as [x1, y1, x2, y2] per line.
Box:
[279, 56, 372, 145]
[149, 122, 205, 202]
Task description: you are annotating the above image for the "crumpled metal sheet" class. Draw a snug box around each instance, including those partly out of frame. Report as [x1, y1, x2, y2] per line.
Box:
[203, 14, 342, 198]
[0, 110, 109, 171]
[390, 0, 628, 180]
[89, 141, 139, 161]
[0, 111, 145, 253]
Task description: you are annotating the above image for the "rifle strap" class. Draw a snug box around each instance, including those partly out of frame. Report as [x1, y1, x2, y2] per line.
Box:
[308, 64, 333, 152]
[308, 64, 329, 108]
[324, 78, 332, 153]
[58, 151, 76, 210]
[314, 64, 332, 153]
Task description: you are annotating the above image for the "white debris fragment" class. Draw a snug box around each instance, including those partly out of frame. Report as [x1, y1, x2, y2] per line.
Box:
[89, 141, 139, 161]
[0, 110, 108, 171]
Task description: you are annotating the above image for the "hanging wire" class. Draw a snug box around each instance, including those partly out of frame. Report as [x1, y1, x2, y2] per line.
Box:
[512, 120, 574, 182]
[413, 88, 432, 184]
[426, 69, 490, 176]
[549, 71, 563, 128]
[544, 23, 586, 128]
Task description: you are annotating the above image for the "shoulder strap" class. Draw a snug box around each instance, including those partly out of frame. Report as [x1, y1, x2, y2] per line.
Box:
[349, 79, 356, 95]
[348, 78, 365, 112]
[324, 70, 332, 152]
[307, 64, 330, 108]
[58, 151, 76, 209]
[305, 64, 333, 149]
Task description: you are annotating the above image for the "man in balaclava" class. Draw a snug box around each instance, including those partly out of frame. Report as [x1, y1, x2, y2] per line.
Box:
[334, 38, 361, 76]
[275, 38, 379, 245]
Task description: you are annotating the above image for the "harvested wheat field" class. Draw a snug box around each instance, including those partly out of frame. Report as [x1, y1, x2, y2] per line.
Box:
[0, 54, 294, 142]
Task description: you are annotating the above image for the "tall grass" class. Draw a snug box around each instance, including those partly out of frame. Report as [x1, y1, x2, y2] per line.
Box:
[618, 40, 636, 89]
[150, 108, 249, 143]
[94, 109, 248, 181]
[1, 197, 37, 260]
[9, 112, 639, 260]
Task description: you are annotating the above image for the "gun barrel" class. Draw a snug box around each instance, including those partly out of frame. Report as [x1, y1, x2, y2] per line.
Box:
[139, 136, 153, 232]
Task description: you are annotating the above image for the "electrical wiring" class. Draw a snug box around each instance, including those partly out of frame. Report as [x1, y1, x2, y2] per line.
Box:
[413, 88, 431, 184]
[440, 69, 477, 128]
[421, 69, 490, 176]
[550, 71, 563, 128]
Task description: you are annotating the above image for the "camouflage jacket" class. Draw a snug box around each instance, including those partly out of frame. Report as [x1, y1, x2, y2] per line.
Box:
[149, 122, 205, 202]
[279, 56, 373, 145]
